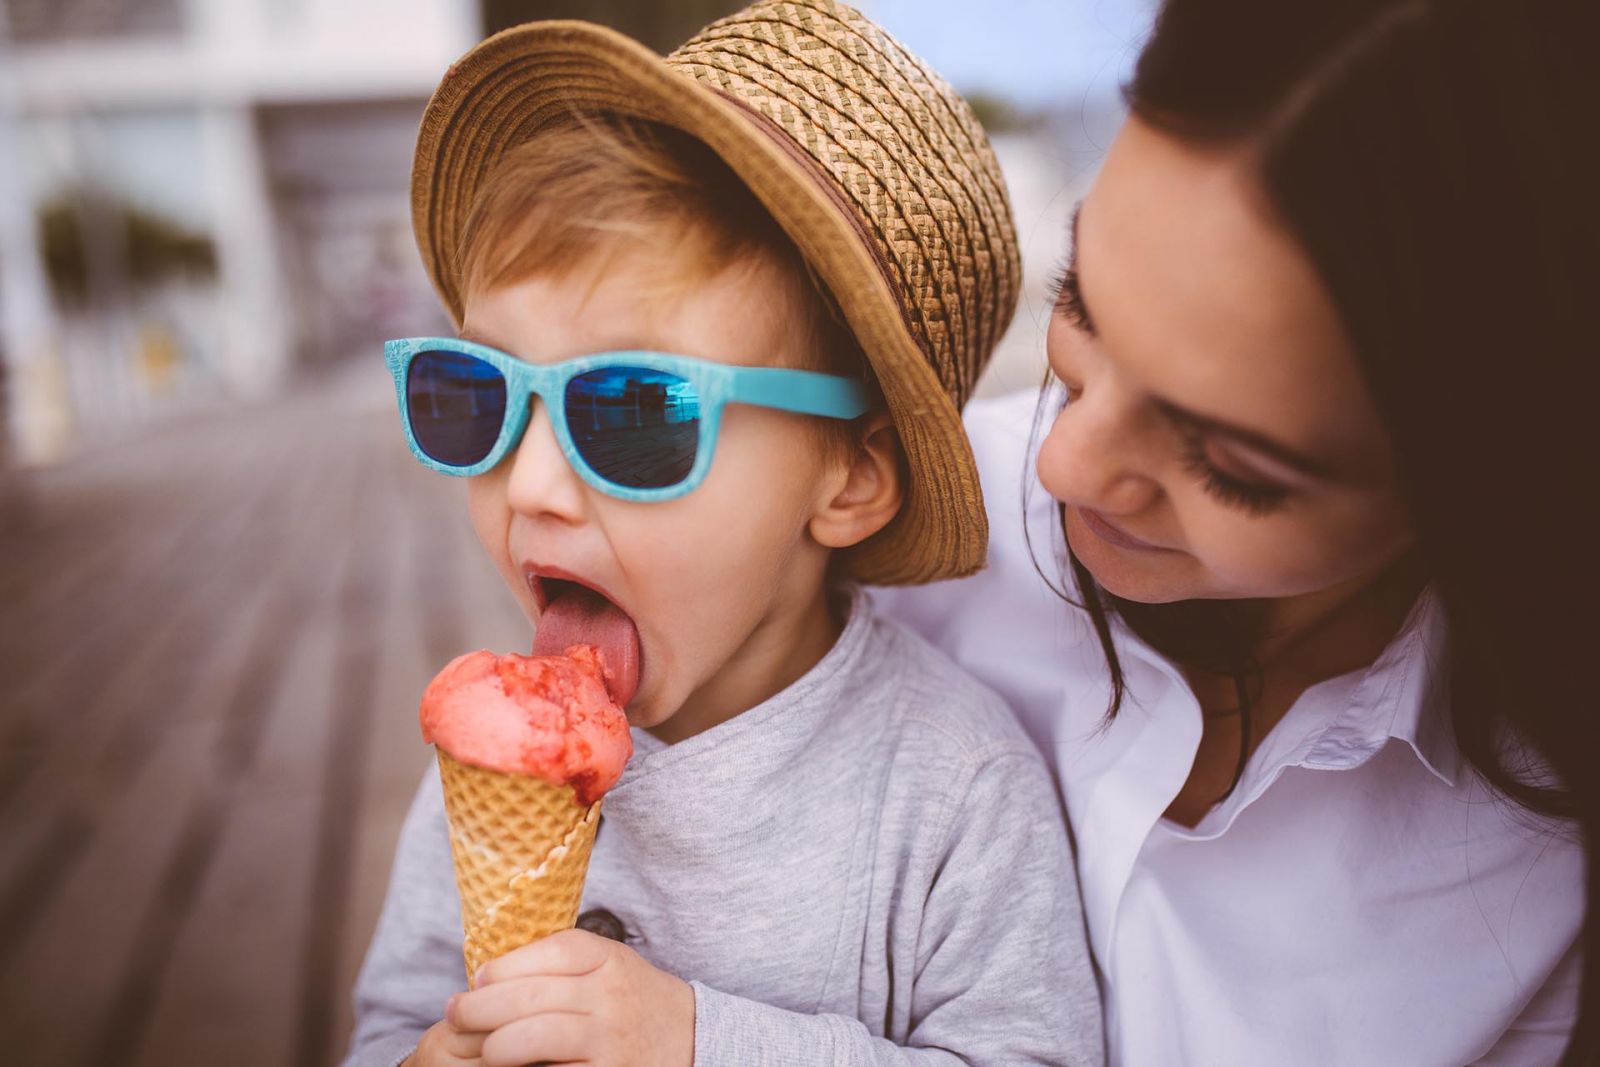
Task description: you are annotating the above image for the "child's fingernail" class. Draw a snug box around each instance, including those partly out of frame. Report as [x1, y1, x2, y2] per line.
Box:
[474, 965, 488, 987]
[445, 994, 457, 1022]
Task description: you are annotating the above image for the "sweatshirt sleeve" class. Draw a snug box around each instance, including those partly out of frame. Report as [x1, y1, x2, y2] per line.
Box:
[338, 765, 468, 1067]
[691, 749, 1105, 1067]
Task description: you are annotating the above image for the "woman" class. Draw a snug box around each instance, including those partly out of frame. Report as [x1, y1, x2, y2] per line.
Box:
[877, 0, 1596, 1062]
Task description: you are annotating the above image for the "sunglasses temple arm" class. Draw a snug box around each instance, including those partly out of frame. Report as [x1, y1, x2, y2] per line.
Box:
[723, 367, 873, 420]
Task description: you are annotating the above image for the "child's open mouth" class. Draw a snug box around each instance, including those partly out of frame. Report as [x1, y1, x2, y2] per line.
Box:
[526, 568, 642, 708]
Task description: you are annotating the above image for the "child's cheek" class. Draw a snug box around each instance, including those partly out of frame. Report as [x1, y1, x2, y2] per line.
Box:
[464, 474, 522, 605]
[617, 500, 743, 661]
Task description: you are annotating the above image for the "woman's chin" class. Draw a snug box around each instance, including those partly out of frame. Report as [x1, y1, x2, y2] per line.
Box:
[1066, 518, 1196, 605]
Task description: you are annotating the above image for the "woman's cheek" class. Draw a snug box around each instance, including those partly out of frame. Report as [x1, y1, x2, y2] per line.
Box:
[1182, 499, 1380, 598]
[1197, 523, 1314, 595]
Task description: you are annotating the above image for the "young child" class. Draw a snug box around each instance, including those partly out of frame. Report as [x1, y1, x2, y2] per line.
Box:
[343, 3, 1103, 1065]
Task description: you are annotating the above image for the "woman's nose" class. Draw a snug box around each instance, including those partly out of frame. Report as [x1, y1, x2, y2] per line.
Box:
[504, 400, 588, 522]
[1035, 386, 1160, 515]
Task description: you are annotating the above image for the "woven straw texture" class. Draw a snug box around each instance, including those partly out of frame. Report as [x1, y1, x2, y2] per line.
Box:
[411, 0, 1021, 584]
[435, 749, 602, 987]
[669, 2, 1019, 408]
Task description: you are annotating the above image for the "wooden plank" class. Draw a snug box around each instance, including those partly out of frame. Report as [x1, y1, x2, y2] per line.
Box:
[128, 588, 342, 1067]
[0, 705, 223, 1065]
[291, 450, 392, 1066]
[0, 426, 294, 820]
[61, 416, 341, 1067]
[0, 407, 276, 684]
[1, 383, 560, 1067]
[0, 396, 361, 1067]
[0, 433, 314, 844]
[0, 472, 311, 1007]
[330, 473, 454, 1063]
[125, 411, 381, 1067]
[1, 438, 273, 715]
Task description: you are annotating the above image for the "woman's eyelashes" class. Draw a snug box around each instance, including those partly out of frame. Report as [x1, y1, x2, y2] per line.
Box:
[1045, 254, 1291, 518]
[1176, 425, 1291, 516]
[1054, 379, 1291, 517]
[1048, 260, 1095, 335]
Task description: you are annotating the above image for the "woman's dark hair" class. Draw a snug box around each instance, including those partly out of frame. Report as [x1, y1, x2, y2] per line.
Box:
[1048, 0, 1599, 1059]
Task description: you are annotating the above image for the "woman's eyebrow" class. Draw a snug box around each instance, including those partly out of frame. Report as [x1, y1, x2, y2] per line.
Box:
[1153, 398, 1336, 480]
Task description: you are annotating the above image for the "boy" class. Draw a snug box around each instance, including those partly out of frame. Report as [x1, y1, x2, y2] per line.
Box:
[344, 3, 1103, 1065]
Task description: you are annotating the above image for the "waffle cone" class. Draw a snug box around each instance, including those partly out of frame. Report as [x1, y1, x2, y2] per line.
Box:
[435, 748, 602, 986]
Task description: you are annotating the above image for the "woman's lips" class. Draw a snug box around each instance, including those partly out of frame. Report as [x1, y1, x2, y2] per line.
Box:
[1077, 507, 1169, 552]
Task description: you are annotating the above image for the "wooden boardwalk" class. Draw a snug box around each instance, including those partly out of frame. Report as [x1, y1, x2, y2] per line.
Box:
[0, 368, 531, 1066]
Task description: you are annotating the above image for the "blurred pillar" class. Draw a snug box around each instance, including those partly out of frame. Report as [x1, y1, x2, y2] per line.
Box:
[0, 80, 74, 466]
[203, 102, 291, 399]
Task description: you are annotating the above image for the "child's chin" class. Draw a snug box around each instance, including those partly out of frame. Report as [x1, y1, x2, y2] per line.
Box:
[622, 693, 670, 730]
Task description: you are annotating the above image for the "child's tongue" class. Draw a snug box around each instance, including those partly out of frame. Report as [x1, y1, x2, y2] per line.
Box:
[532, 586, 641, 707]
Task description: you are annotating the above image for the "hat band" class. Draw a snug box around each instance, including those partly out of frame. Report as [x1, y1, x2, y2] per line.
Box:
[709, 87, 926, 367]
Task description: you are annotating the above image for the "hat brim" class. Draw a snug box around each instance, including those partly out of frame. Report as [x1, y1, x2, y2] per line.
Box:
[412, 20, 988, 585]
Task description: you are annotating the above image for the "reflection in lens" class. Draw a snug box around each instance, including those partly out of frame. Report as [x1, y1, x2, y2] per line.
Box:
[407, 350, 507, 467]
[565, 367, 700, 489]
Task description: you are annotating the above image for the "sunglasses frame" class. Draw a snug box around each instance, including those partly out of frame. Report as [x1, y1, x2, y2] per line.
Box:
[384, 336, 874, 502]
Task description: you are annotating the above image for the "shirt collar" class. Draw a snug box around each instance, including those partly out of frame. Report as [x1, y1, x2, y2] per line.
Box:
[1310, 585, 1457, 786]
[1113, 584, 1458, 792]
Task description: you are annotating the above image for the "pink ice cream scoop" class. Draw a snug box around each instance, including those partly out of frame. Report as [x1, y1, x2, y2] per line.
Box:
[420, 645, 632, 806]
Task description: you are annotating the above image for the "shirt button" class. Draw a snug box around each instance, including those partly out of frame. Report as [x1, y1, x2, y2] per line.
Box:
[576, 907, 628, 943]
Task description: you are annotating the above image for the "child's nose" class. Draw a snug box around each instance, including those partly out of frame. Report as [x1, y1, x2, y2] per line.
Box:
[504, 399, 588, 521]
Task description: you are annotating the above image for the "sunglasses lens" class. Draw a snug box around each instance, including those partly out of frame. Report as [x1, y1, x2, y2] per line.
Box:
[565, 367, 701, 490]
[406, 350, 507, 468]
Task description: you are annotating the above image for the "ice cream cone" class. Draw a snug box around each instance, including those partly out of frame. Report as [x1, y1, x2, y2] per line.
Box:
[420, 645, 631, 986]
[436, 748, 604, 986]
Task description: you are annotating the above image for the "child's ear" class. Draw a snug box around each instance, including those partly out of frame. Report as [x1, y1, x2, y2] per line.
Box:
[809, 413, 904, 551]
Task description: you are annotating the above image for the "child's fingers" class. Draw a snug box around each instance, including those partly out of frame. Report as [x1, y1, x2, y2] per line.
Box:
[437, 1023, 487, 1060]
[479, 1010, 590, 1067]
[476, 928, 612, 985]
[448, 975, 590, 1033]
[414, 1018, 486, 1065]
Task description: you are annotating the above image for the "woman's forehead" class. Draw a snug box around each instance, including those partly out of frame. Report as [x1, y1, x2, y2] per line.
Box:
[1078, 118, 1388, 473]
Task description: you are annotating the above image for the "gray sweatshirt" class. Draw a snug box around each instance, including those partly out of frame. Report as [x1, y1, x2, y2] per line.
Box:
[341, 591, 1104, 1066]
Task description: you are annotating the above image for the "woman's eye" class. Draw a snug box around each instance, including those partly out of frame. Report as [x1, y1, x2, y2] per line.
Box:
[1048, 263, 1095, 334]
[1178, 431, 1291, 517]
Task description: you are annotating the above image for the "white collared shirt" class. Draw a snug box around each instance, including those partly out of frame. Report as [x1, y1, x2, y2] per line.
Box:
[873, 391, 1584, 1066]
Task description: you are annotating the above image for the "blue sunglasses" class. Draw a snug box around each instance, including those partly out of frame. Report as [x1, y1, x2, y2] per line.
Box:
[383, 337, 873, 502]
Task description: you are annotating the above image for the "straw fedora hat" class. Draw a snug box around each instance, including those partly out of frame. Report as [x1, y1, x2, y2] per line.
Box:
[411, 0, 1020, 585]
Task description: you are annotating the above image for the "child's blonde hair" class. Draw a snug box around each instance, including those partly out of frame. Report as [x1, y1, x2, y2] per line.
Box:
[457, 115, 870, 388]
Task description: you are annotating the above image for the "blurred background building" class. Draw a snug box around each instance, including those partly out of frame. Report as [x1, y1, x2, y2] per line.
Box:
[0, 0, 477, 467]
[0, 1, 1151, 1064]
[0, 0, 1143, 470]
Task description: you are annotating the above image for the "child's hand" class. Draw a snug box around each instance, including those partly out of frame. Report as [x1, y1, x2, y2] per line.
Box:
[403, 1017, 486, 1065]
[445, 927, 695, 1067]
